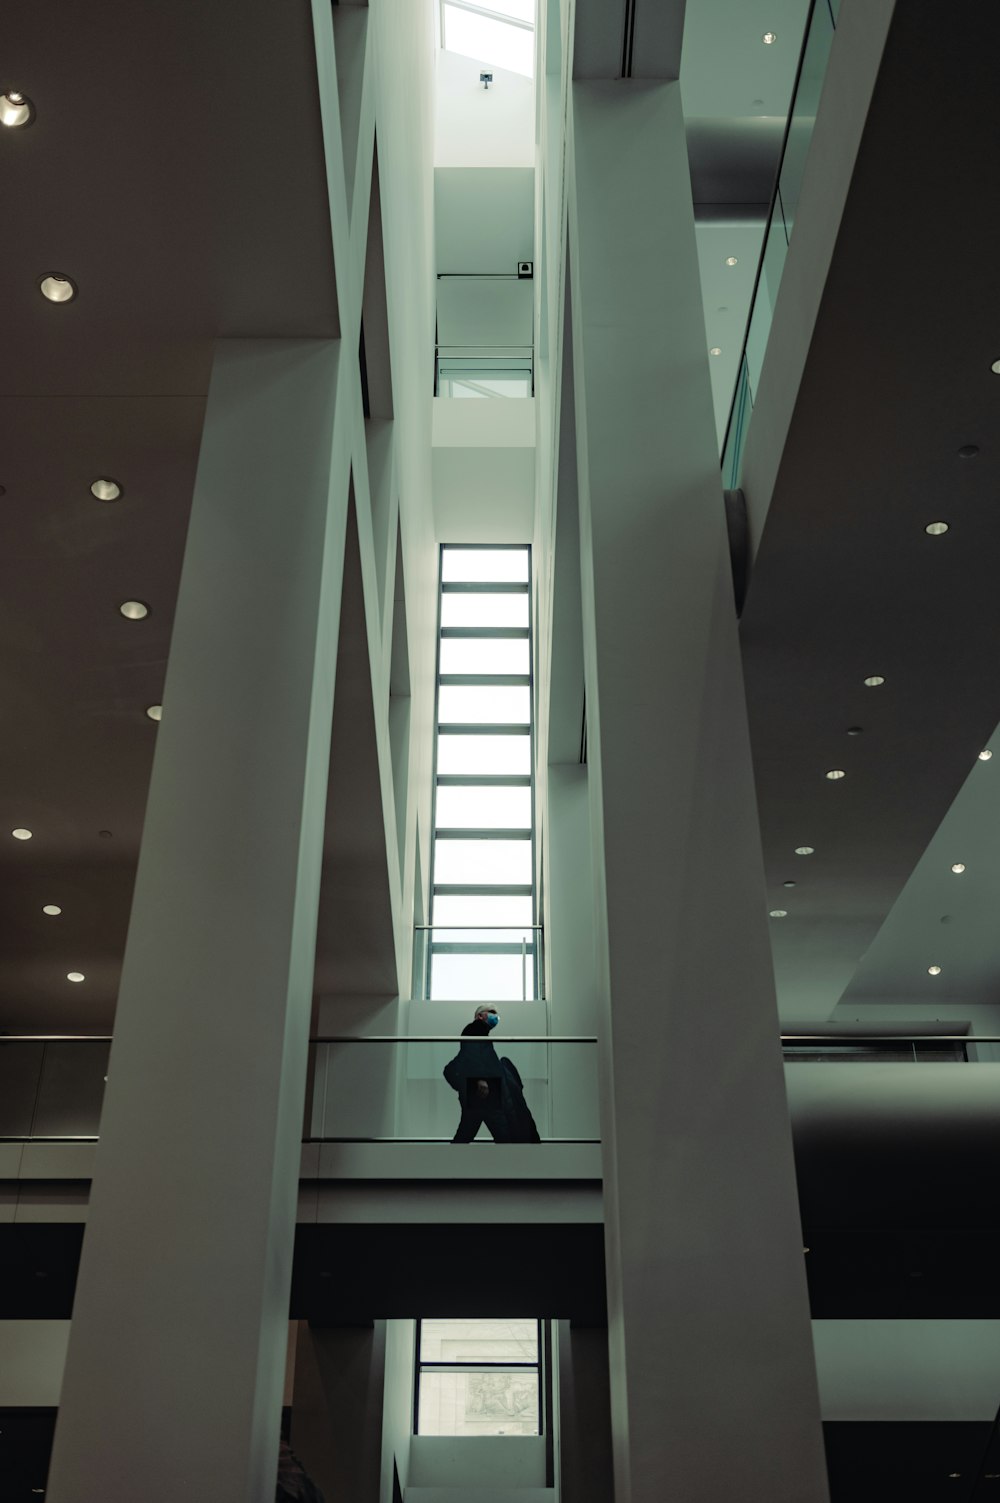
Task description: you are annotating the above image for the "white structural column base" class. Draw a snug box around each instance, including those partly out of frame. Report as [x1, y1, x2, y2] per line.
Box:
[568, 82, 829, 1503]
[46, 339, 348, 1503]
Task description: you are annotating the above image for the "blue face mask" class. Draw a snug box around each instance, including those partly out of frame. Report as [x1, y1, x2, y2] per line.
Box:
[486, 1012, 499, 1030]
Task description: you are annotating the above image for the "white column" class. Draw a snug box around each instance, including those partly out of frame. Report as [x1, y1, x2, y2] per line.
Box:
[47, 339, 349, 1503]
[568, 83, 829, 1503]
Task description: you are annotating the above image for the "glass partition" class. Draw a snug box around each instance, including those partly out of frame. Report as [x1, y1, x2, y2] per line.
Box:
[720, 0, 838, 484]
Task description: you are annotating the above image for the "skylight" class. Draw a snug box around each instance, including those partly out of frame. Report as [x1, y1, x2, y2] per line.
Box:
[442, 1, 535, 80]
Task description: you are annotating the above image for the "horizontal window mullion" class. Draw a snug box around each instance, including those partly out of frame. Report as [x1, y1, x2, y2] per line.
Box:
[430, 942, 537, 956]
[437, 723, 531, 736]
[436, 774, 532, 787]
[441, 582, 529, 594]
[435, 828, 532, 840]
[439, 674, 530, 687]
[440, 627, 530, 640]
[418, 1362, 539, 1371]
[433, 884, 533, 897]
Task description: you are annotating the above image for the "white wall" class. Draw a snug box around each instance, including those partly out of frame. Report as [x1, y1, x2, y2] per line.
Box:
[435, 50, 535, 169]
[0, 1320, 69, 1405]
[432, 399, 536, 542]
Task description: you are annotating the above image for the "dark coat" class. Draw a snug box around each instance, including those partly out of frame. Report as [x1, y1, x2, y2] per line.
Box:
[443, 1018, 502, 1091]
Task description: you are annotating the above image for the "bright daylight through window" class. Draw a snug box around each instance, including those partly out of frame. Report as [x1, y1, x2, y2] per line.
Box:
[420, 546, 540, 1001]
[441, 0, 535, 80]
[415, 1319, 542, 1435]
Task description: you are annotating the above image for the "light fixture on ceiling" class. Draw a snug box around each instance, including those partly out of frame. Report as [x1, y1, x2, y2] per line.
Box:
[710, 346, 722, 356]
[145, 704, 162, 721]
[762, 31, 777, 44]
[794, 846, 814, 855]
[67, 971, 85, 983]
[725, 256, 738, 266]
[119, 600, 149, 620]
[925, 521, 949, 536]
[43, 904, 62, 916]
[0, 91, 33, 128]
[863, 675, 885, 687]
[958, 444, 979, 459]
[39, 274, 77, 304]
[951, 863, 966, 873]
[825, 769, 846, 780]
[927, 965, 942, 976]
[979, 749, 993, 761]
[91, 478, 123, 502]
[992, 361, 1000, 375]
[783, 880, 796, 888]
[769, 909, 788, 918]
[12, 827, 32, 840]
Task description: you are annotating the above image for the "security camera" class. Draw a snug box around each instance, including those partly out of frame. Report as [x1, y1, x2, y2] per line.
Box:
[517, 261, 534, 279]
[480, 72, 493, 89]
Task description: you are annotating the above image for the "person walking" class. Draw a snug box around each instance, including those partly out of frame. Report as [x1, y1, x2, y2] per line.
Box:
[447, 1005, 510, 1143]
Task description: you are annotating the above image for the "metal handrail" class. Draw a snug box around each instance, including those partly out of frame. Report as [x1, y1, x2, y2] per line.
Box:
[1, 1034, 995, 1045]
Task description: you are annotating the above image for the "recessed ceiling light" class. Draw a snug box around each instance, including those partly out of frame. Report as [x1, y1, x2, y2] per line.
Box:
[825, 769, 846, 780]
[769, 909, 788, 918]
[846, 726, 863, 736]
[145, 704, 162, 721]
[794, 846, 814, 855]
[39, 274, 77, 304]
[958, 444, 979, 459]
[783, 880, 796, 888]
[42, 904, 62, 916]
[710, 346, 722, 356]
[979, 749, 993, 761]
[928, 965, 942, 976]
[762, 31, 777, 44]
[67, 971, 85, 983]
[119, 600, 149, 620]
[90, 478, 123, 502]
[992, 361, 1000, 375]
[0, 91, 33, 128]
[12, 827, 32, 840]
[951, 863, 966, 874]
[725, 256, 738, 266]
[925, 521, 949, 535]
[863, 675, 885, 687]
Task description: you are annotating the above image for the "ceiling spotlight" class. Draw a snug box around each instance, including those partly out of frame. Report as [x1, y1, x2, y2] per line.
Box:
[762, 31, 777, 44]
[863, 675, 885, 687]
[769, 909, 788, 918]
[67, 971, 85, 983]
[992, 361, 1000, 375]
[794, 846, 814, 856]
[12, 827, 32, 840]
[846, 726, 863, 736]
[825, 769, 846, 780]
[145, 704, 162, 721]
[0, 91, 34, 128]
[927, 965, 942, 976]
[119, 600, 149, 620]
[958, 444, 979, 459]
[42, 904, 62, 916]
[710, 346, 722, 356]
[951, 863, 966, 874]
[90, 478, 123, 502]
[925, 521, 949, 535]
[979, 749, 993, 761]
[39, 274, 77, 304]
[725, 256, 738, 266]
[783, 880, 796, 888]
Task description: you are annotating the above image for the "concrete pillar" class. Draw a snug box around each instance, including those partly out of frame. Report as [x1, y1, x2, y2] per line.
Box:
[568, 84, 829, 1502]
[47, 339, 348, 1503]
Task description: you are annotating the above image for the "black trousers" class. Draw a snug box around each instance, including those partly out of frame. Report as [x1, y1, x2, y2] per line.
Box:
[452, 1078, 509, 1143]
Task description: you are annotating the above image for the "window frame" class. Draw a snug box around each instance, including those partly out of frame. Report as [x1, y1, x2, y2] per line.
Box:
[413, 1317, 547, 1438]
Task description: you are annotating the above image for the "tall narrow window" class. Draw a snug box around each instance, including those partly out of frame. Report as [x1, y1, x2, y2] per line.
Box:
[420, 545, 540, 1000]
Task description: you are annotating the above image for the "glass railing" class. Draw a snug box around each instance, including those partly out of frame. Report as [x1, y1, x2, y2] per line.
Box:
[413, 925, 544, 1002]
[435, 346, 534, 398]
[721, 0, 839, 488]
[5, 1033, 997, 1146]
[0, 1034, 600, 1144]
[308, 1035, 599, 1142]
